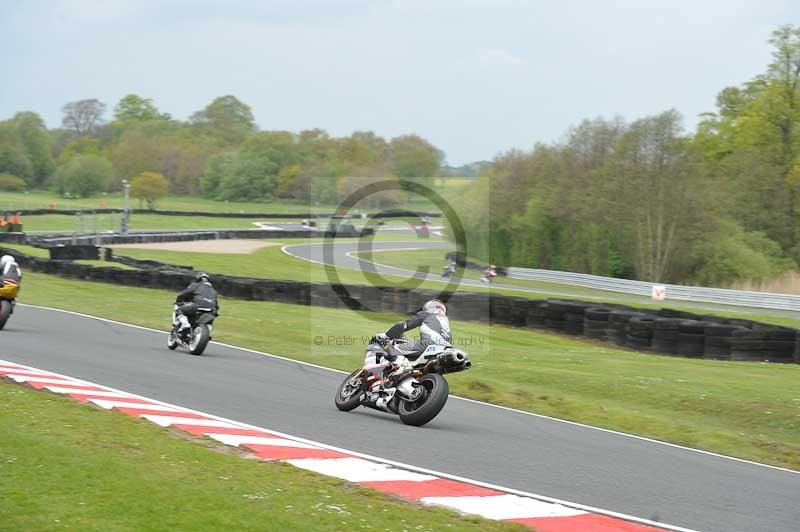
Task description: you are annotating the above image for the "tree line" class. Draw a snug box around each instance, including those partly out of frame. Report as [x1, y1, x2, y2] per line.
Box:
[0, 94, 442, 208]
[457, 25, 800, 286]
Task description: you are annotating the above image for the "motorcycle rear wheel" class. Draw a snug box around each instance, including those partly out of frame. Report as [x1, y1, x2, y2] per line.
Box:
[335, 369, 364, 412]
[398, 374, 449, 426]
[189, 325, 210, 355]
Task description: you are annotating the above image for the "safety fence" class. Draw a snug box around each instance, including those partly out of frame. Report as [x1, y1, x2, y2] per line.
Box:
[506, 267, 800, 312]
[2, 245, 798, 365]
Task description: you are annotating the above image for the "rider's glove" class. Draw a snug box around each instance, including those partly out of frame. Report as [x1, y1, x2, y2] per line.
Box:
[374, 332, 389, 343]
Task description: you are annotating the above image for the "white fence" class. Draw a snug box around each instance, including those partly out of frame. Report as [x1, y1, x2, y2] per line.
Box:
[505, 267, 800, 312]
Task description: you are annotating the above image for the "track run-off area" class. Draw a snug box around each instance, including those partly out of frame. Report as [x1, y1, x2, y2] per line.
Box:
[2, 305, 799, 532]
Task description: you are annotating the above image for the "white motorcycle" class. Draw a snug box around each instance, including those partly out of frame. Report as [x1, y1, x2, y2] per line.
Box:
[334, 337, 471, 426]
[166, 304, 215, 356]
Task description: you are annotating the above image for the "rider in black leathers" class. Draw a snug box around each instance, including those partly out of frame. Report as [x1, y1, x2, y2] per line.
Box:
[175, 272, 219, 331]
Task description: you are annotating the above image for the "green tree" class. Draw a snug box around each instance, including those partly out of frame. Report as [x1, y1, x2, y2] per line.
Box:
[12, 112, 55, 185]
[0, 144, 33, 184]
[61, 99, 106, 136]
[130, 171, 168, 209]
[58, 136, 103, 166]
[190, 95, 256, 145]
[0, 174, 27, 191]
[113, 94, 171, 123]
[389, 134, 440, 183]
[55, 155, 113, 197]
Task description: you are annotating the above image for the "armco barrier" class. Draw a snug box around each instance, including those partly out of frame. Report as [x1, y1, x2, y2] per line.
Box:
[506, 266, 800, 312]
[28, 228, 372, 247]
[2, 245, 797, 364]
[13, 208, 443, 219]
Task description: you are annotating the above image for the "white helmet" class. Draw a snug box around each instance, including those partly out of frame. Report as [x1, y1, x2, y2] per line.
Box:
[423, 299, 447, 316]
[1, 255, 14, 271]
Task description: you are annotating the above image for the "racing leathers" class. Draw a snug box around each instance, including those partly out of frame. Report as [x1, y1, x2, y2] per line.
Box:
[175, 280, 219, 329]
[0, 259, 21, 300]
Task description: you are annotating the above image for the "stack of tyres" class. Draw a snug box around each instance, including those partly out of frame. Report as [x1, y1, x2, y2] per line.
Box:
[526, 301, 548, 329]
[544, 300, 569, 331]
[606, 311, 644, 346]
[795, 330, 800, 364]
[677, 321, 705, 357]
[652, 318, 682, 354]
[583, 308, 611, 338]
[763, 327, 796, 363]
[510, 297, 531, 327]
[489, 295, 514, 325]
[562, 302, 591, 335]
[731, 328, 770, 361]
[626, 316, 656, 349]
[703, 324, 743, 360]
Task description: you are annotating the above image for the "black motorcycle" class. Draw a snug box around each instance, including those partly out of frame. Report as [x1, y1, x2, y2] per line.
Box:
[0, 298, 15, 330]
[166, 304, 215, 355]
[335, 337, 471, 426]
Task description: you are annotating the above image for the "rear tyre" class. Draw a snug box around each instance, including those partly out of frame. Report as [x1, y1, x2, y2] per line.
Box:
[398, 374, 449, 427]
[0, 300, 11, 330]
[335, 369, 364, 412]
[189, 326, 210, 355]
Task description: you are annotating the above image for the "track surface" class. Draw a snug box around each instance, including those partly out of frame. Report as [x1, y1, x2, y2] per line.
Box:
[284, 240, 800, 317]
[3, 306, 799, 532]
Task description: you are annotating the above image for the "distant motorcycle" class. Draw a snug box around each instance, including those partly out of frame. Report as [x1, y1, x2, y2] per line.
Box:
[442, 262, 456, 278]
[335, 337, 471, 426]
[0, 298, 15, 330]
[166, 304, 215, 355]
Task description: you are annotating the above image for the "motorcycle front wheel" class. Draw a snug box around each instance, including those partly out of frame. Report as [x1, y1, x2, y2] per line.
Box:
[398, 374, 449, 426]
[0, 300, 11, 330]
[335, 369, 364, 412]
[166, 331, 179, 350]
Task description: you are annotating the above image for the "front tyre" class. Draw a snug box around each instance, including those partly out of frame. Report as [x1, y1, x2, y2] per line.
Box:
[398, 374, 449, 426]
[335, 369, 364, 412]
[167, 331, 179, 350]
[189, 325, 210, 355]
[0, 300, 11, 330]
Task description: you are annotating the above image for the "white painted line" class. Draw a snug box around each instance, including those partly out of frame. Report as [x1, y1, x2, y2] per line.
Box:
[1, 357, 697, 532]
[0, 367, 47, 375]
[6, 375, 83, 385]
[421, 494, 586, 520]
[45, 387, 133, 398]
[206, 434, 318, 449]
[13, 304, 800, 480]
[140, 415, 241, 428]
[286, 457, 438, 482]
[89, 399, 184, 412]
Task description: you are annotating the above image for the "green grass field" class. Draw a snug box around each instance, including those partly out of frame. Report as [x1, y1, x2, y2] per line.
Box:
[0, 380, 518, 532]
[112, 240, 800, 328]
[12, 272, 800, 471]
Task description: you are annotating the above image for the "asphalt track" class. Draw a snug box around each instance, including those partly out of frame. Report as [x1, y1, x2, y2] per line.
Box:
[2, 306, 799, 532]
[283, 239, 800, 317]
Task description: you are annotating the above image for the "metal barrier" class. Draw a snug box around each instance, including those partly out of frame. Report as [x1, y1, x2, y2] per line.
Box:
[506, 267, 800, 312]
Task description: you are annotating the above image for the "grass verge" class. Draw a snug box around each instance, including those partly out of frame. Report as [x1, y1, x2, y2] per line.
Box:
[11, 272, 800, 471]
[0, 380, 518, 531]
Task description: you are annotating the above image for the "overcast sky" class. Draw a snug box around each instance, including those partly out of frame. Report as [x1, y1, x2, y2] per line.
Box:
[1, 0, 797, 164]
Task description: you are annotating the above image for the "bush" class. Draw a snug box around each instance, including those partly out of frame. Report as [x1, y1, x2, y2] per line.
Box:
[0, 173, 26, 191]
[55, 155, 113, 197]
[130, 171, 168, 209]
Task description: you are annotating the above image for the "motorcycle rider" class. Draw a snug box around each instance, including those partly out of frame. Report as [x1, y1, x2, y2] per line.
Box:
[373, 299, 451, 380]
[0, 255, 21, 301]
[174, 272, 219, 333]
[442, 261, 456, 277]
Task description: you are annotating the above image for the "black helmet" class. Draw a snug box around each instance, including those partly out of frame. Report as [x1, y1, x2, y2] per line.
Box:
[195, 272, 210, 283]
